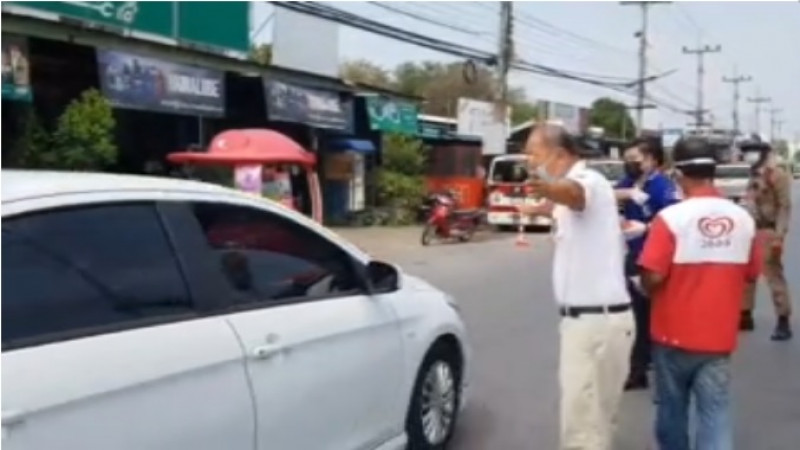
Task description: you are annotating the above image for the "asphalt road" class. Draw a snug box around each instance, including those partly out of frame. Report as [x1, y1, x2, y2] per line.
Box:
[338, 181, 800, 450]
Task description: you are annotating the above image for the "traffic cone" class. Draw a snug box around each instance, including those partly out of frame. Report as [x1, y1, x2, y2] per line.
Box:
[515, 224, 530, 248]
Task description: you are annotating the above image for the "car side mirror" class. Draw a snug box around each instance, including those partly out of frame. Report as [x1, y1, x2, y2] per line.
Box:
[366, 261, 400, 293]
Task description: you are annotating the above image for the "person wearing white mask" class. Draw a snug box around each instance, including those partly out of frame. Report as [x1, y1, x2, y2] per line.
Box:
[517, 123, 634, 450]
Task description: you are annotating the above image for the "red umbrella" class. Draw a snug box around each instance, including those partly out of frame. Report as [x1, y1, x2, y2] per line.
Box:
[168, 129, 316, 167]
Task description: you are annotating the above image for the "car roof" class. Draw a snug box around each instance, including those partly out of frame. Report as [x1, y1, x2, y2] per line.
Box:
[2, 170, 232, 204]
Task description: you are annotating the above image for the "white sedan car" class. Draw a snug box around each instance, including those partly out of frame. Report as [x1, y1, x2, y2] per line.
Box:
[1, 170, 470, 450]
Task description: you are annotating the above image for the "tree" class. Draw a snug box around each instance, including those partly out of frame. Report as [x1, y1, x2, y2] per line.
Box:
[250, 43, 272, 66]
[773, 139, 789, 159]
[376, 133, 426, 223]
[21, 89, 117, 170]
[508, 87, 539, 125]
[589, 97, 636, 140]
[340, 59, 393, 89]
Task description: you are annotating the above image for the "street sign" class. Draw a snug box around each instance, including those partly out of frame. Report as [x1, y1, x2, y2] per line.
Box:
[7, 2, 249, 54]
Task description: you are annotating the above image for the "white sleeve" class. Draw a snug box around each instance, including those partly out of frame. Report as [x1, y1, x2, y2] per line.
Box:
[565, 168, 598, 208]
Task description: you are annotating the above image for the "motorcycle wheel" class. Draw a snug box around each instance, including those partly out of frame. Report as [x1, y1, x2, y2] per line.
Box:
[421, 224, 436, 246]
[457, 226, 474, 242]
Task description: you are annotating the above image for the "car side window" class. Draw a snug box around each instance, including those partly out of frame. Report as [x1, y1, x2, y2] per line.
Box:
[189, 202, 361, 304]
[1, 203, 191, 349]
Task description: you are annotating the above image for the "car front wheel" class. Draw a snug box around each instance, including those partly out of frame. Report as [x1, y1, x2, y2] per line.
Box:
[406, 344, 462, 449]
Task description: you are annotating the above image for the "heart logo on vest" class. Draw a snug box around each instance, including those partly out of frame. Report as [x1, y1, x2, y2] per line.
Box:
[697, 216, 735, 239]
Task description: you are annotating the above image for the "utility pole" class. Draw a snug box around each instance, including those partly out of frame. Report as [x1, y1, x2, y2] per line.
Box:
[769, 107, 783, 140]
[722, 68, 752, 136]
[683, 43, 721, 129]
[747, 90, 771, 135]
[495, 2, 513, 108]
[621, 1, 671, 132]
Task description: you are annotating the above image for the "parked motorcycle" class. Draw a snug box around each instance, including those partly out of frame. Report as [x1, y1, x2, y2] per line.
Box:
[421, 191, 483, 246]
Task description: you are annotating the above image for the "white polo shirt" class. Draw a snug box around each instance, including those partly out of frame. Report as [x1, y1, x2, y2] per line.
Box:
[551, 161, 630, 307]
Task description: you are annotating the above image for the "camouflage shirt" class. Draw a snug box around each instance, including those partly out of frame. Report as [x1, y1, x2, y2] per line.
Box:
[746, 162, 792, 236]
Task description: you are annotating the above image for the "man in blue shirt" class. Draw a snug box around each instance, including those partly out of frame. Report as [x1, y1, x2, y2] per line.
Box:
[616, 136, 679, 390]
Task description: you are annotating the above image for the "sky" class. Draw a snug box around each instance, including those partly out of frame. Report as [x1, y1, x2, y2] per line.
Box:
[251, 1, 800, 141]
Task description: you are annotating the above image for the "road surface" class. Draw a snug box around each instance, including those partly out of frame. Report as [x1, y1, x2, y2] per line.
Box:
[337, 181, 800, 449]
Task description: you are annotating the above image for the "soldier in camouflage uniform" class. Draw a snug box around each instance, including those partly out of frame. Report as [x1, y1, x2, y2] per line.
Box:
[740, 138, 793, 341]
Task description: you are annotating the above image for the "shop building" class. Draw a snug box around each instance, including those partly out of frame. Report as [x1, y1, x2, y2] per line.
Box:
[1, 2, 419, 224]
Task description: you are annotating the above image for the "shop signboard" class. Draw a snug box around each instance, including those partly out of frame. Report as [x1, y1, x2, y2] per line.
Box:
[97, 49, 225, 117]
[365, 96, 419, 135]
[456, 98, 510, 155]
[1, 33, 32, 102]
[265, 80, 354, 133]
[6, 2, 249, 54]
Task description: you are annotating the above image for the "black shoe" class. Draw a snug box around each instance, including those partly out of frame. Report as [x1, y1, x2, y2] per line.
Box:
[624, 371, 649, 391]
[739, 311, 755, 332]
[771, 318, 793, 341]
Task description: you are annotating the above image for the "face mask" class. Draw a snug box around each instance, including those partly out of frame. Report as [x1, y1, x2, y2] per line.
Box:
[743, 152, 761, 164]
[531, 154, 557, 183]
[624, 162, 643, 178]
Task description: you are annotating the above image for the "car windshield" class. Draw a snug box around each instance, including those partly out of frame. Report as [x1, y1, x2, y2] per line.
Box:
[716, 165, 750, 179]
[489, 159, 528, 183]
[588, 161, 624, 182]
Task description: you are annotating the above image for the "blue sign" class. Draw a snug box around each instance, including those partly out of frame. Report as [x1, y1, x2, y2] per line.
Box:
[265, 80, 353, 132]
[97, 49, 225, 117]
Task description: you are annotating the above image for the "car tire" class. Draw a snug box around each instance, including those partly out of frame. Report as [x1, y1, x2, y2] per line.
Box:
[406, 343, 462, 450]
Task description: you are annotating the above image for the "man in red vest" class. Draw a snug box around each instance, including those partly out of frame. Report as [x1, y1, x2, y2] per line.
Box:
[638, 137, 762, 450]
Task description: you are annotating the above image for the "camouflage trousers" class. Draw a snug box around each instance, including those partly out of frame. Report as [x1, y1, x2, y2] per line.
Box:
[744, 228, 792, 317]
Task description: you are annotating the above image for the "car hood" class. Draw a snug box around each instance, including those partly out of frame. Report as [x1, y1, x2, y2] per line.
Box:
[400, 272, 439, 293]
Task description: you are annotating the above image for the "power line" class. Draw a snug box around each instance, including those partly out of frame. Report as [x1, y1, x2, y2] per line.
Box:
[366, 2, 486, 36]
[721, 69, 752, 135]
[747, 90, 771, 134]
[682, 43, 721, 128]
[621, 1, 671, 132]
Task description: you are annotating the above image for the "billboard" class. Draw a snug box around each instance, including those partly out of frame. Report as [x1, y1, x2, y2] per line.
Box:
[97, 50, 225, 117]
[456, 98, 510, 155]
[536, 100, 591, 135]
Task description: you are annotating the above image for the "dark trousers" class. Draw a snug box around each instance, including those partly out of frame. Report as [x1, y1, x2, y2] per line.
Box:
[628, 279, 651, 371]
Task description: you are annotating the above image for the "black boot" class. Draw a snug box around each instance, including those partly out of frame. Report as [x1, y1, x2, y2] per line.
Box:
[771, 316, 793, 341]
[624, 368, 649, 391]
[739, 310, 755, 332]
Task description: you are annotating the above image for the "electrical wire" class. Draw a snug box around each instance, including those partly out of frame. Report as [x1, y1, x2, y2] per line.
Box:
[269, 1, 690, 114]
[366, 2, 488, 36]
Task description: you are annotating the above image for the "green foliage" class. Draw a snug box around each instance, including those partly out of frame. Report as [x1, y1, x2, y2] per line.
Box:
[381, 133, 425, 176]
[376, 133, 426, 222]
[51, 89, 117, 170]
[19, 89, 117, 171]
[589, 97, 636, 140]
[341, 60, 538, 120]
[16, 110, 53, 168]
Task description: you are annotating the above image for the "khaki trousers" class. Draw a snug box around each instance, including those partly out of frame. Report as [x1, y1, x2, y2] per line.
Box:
[743, 228, 792, 317]
[559, 309, 635, 450]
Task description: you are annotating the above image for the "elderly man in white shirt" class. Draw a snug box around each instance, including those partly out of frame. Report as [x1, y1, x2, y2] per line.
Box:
[518, 124, 634, 450]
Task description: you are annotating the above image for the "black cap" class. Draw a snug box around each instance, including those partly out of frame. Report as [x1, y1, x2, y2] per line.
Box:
[672, 136, 716, 169]
[739, 136, 771, 152]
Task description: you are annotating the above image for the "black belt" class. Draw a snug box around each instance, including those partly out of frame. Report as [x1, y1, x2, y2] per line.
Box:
[559, 303, 631, 318]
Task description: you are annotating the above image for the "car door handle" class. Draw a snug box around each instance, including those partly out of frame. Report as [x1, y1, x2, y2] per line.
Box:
[2, 410, 26, 427]
[251, 345, 283, 360]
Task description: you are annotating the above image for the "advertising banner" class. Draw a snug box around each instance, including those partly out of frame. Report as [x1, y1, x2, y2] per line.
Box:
[97, 50, 225, 117]
[265, 80, 353, 132]
[365, 96, 419, 135]
[7, 2, 249, 54]
[2, 33, 32, 102]
[456, 98, 510, 155]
